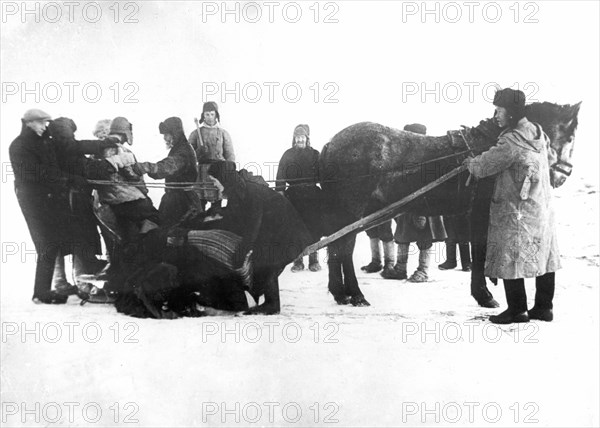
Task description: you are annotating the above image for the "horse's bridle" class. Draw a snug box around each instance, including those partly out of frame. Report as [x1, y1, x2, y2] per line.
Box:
[551, 159, 573, 177]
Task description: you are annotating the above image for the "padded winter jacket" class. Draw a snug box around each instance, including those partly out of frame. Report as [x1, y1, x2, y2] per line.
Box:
[466, 118, 561, 279]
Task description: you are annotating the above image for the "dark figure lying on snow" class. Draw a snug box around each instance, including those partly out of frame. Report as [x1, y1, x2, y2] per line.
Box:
[114, 161, 313, 318]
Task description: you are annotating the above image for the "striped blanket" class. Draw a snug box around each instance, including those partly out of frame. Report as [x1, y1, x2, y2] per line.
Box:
[186, 229, 253, 290]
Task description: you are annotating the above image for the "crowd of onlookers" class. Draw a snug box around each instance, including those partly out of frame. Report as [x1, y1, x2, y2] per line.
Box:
[9, 88, 559, 323]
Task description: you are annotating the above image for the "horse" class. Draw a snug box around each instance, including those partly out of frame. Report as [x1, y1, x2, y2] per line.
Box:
[318, 101, 582, 307]
[470, 101, 581, 307]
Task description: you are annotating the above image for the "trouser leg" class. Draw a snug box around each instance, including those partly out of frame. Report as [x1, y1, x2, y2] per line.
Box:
[34, 243, 60, 298]
[369, 238, 381, 263]
[417, 243, 433, 275]
[458, 243, 472, 270]
[382, 241, 395, 270]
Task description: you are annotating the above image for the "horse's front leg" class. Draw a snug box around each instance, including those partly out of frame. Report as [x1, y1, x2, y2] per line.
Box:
[470, 242, 499, 308]
[341, 235, 370, 307]
[327, 243, 352, 305]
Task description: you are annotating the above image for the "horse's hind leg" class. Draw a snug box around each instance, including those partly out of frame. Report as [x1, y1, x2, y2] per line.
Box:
[327, 243, 351, 305]
[341, 235, 370, 307]
[245, 267, 283, 315]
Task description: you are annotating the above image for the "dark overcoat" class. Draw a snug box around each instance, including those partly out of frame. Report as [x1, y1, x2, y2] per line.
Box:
[394, 213, 447, 244]
[48, 118, 104, 255]
[145, 138, 199, 227]
[275, 146, 323, 239]
[9, 124, 71, 253]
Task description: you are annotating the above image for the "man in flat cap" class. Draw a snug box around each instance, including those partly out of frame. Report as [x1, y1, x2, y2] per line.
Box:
[10, 109, 71, 303]
[10, 109, 120, 303]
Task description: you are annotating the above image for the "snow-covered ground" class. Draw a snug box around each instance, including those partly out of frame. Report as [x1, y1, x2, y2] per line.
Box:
[2, 1, 599, 426]
[1, 174, 598, 427]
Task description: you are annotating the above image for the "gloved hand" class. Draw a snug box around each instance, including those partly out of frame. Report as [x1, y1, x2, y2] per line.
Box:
[412, 215, 427, 230]
[120, 166, 142, 181]
[109, 150, 136, 169]
[132, 162, 152, 176]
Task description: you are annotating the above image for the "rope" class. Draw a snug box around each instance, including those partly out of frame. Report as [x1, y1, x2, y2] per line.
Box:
[86, 145, 474, 191]
[459, 127, 474, 156]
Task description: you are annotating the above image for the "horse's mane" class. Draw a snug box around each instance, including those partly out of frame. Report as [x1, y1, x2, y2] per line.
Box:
[468, 117, 501, 141]
[526, 102, 581, 132]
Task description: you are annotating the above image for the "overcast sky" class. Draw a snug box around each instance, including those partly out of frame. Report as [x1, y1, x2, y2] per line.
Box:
[1, 0, 598, 227]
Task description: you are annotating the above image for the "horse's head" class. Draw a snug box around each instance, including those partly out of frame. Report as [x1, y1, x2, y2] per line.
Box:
[526, 101, 582, 188]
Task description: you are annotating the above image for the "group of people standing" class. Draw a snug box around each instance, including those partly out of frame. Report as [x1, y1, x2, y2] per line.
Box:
[9, 102, 239, 303]
[274, 88, 560, 325]
[359, 123, 471, 284]
[9, 88, 560, 323]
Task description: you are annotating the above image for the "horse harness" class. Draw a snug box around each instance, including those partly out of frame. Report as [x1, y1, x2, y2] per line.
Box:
[551, 159, 573, 177]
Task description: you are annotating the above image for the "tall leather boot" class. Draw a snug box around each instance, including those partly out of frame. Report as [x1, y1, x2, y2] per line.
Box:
[529, 272, 555, 321]
[361, 238, 382, 273]
[438, 242, 457, 270]
[489, 279, 530, 324]
[52, 254, 69, 287]
[381, 242, 407, 279]
[458, 243, 472, 271]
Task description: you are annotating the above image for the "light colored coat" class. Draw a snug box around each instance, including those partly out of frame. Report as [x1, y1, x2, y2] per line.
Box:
[98, 143, 147, 205]
[466, 118, 561, 279]
[188, 123, 235, 163]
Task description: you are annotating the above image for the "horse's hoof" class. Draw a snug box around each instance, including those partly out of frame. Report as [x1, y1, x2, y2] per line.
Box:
[244, 304, 280, 315]
[334, 295, 352, 305]
[474, 296, 500, 308]
[350, 296, 370, 307]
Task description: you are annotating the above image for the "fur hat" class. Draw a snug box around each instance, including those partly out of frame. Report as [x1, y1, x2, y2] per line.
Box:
[93, 119, 111, 139]
[48, 117, 77, 141]
[292, 124, 311, 147]
[200, 101, 220, 123]
[493, 88, 527, 123]
[110, 116, 133, 144]
[403, 123, 427, 135]
[22, 109, 52, 123]
[493, 88, 526, 110]
[159, 116, 186, 142]
[293, 124, 310, 138]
